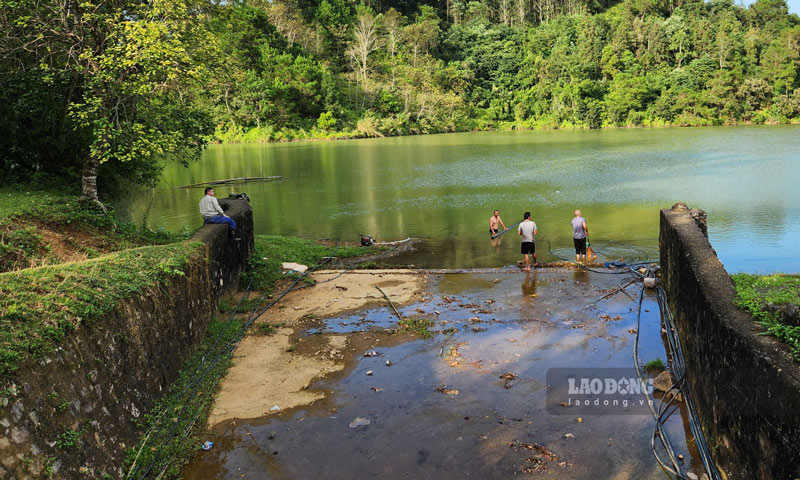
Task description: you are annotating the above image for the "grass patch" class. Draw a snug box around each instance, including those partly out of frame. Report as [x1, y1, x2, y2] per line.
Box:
[397, 317, 434, 338]
[0, 186, 184, 272]
[218, 297, 264, 314]
[254, 322, 280, 336]
[56, 427, 84, 450]
[241, 235, 370, 291]
[124, 317, 242, 479]
[0, 189, 66, 220]
[0, 241, 204, 381]
[732, 273, 800, 359]
[0, 225, 46, 271]
[644, 358, 665, 370]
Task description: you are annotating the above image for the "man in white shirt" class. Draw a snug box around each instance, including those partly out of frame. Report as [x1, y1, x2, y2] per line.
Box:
[517, 211, 537, 272]
[199, 187, 236, 231]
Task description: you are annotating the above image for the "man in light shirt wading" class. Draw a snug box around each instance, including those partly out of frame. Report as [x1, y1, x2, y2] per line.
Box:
[572, 209, 589, 264]
[199, 187, 237, 231]
[518, 211, 537, 272]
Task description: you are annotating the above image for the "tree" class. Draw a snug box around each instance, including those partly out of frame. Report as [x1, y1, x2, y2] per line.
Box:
[403, 5, 441, 66]
[0, 0, 213, 205]
[516, 0, 529, 25]
[348, 5, 379, 87]
[665, 11, 691, 68]
[498, 0, 513, 26]
[382, 8, 404, 58]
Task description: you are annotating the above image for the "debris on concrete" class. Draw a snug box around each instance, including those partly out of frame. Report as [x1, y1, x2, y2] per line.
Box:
[435, 386, 459, 395]
[499, 372, 517, 389]
[510, 441, 562, 474]
[281, 262, 309, 273]
[349, 417, 371, 428]
[653, 371, 684, 402]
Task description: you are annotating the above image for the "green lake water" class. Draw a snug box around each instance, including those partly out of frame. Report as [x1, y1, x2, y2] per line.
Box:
[125, 125, 800, 273]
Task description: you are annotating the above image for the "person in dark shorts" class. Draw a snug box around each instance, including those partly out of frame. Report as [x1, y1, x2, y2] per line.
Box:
[489, 210, 507, 236]
[571, 209, 588, 263]
[518, 211, 537, 271]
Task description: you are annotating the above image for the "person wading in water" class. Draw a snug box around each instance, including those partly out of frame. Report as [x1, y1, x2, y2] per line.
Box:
[518, 211, 537, 271]
[490, 209, 507, 237]
[572, 209, 589, 264]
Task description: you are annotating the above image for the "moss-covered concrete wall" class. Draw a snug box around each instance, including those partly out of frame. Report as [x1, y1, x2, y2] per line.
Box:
[660, 203, 800, 480]
[0, 198, 252, 478]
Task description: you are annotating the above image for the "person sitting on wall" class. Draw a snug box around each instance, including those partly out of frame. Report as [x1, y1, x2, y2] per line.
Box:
[199, 187, 237, 231]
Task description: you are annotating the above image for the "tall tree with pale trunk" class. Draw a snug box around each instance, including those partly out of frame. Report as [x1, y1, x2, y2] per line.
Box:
[347, 4, 378, 87]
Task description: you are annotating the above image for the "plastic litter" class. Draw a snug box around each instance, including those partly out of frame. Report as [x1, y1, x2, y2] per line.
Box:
[201, 441, 214, 450]
[349, 417, 371, 428]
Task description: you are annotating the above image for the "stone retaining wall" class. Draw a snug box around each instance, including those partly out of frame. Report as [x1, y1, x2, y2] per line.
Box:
[660, 203, 800, 480]
[0, 198, 253, 479]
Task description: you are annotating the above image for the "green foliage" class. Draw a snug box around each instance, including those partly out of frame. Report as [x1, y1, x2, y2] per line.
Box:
[733, 273, 800, 359]
[0, 242, 203, 380]
[644, 358, 665, 369]
[0, 226, 44, 271]
[3, 0, 800, 195]
[0, 187, 181, 272]
[218, 297, 265, 314]
[43, 456, 57, 478]
[206, 0, 800, 141]
[56, 427, 84, 450]
[0, 0, 215, 198]
[255, 322, 280, 336]
[397, 317, 434, 338]
[241, 235, 368, 291]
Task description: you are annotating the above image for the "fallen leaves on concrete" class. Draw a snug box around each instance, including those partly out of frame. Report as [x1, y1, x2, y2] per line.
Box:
[434, 385, 459, 395]
[510, 440, 565, 474]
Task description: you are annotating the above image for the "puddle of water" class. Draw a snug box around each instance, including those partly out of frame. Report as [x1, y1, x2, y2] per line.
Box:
[185, 270, 702, 479]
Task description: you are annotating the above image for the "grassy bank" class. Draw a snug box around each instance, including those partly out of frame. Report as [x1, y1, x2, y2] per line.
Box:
[0, 187, 179, 272]
[732, 273, 800, 359]
[241, 235, 370, 291]
[0, 242, 204, 381]
[0, 186, 197, 381]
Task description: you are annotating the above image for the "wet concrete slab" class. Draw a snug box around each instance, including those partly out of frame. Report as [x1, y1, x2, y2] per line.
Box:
[184, 269, 701, 479]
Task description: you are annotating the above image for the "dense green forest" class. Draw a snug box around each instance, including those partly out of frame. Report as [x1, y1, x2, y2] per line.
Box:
[1, 0, 799, 197]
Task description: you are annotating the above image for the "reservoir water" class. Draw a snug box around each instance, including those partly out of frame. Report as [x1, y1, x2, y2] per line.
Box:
[125, 125, 800, 273]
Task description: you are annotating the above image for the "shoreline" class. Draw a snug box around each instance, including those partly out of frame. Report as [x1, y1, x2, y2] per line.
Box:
[210, 119, 800, 145]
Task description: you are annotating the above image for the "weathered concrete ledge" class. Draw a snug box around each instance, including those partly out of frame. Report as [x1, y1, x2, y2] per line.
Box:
[0, 199, 253, 478]
[191, 198, 255, 294]
[660, 203, 800, 480]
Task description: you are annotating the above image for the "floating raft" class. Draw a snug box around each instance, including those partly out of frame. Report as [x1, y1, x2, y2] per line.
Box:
[179, 176, 282, 188]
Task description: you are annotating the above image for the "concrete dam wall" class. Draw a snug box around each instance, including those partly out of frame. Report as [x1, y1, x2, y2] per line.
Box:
[660, 203, 800, 480]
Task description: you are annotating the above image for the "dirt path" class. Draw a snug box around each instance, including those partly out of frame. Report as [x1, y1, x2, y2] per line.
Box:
[208, 270, 426, 425]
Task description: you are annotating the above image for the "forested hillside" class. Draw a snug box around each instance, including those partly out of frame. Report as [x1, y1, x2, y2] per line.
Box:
[212, 0, 800, 141]
[1, 0, 799, 195]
